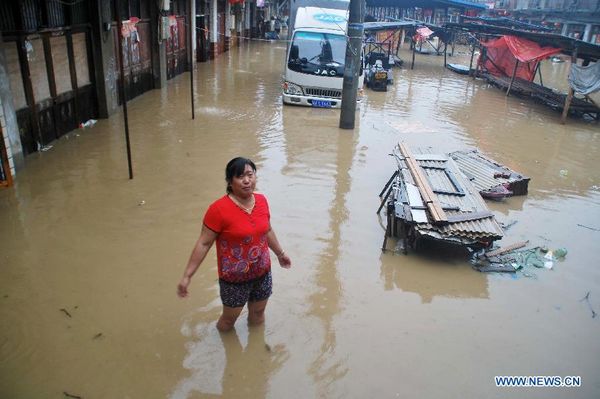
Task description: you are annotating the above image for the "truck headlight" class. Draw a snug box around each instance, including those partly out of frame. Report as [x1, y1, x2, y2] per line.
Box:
[283, 82, 303, 96]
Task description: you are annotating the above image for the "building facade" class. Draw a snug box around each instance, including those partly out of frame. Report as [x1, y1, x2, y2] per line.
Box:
[490, 0, 600, 43]
[0, 0, 268, 182]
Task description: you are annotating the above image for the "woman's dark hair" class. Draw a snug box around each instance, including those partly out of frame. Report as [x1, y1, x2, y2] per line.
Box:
[225, 157, 257, 193]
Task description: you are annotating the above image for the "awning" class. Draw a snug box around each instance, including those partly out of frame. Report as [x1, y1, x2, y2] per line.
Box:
[414, 26, 434, 42]
[480, 35, 561, 81]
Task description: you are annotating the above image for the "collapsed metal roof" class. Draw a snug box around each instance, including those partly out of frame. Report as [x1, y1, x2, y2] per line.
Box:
[448, 150, 530, 198]
[390, 145, 504, 247]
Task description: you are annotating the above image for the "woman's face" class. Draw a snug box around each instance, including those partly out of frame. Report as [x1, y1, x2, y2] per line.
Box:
[230, 164, 257, 198]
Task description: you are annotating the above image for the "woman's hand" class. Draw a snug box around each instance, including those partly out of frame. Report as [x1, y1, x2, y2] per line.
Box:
[177, 276, 191, 298]
[277, 252, 291, 269]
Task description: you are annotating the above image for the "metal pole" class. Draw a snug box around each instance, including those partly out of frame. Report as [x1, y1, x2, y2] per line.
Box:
[114, 0, 134, 179]
[339, 0, 365, 129]
[189, 0, 195, 119]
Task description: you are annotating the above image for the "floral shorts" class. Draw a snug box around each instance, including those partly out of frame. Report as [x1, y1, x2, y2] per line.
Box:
[219, 271, 272, 308]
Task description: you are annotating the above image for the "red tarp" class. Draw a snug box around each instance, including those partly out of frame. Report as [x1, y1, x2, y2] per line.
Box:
[479, 36, 561, 81]
[414, 27, 434, 43]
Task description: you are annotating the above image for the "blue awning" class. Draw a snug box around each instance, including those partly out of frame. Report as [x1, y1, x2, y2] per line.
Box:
[363, 21, 417, 31]
[366, 0, 487, 10]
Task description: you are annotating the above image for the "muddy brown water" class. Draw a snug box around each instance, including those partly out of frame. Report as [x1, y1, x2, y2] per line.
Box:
[1, 42, 599, 398]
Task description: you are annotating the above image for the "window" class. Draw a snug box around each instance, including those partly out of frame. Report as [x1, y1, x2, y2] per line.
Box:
[287, 31, 346, 77]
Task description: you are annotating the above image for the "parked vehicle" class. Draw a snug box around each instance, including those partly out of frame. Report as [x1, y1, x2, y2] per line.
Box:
[364, 52, 393, 91]
[282, 0, 363, 108]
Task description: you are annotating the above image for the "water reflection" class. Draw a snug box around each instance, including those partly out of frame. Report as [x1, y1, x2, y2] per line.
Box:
[279, 107, 357, 394]
[171, 320, 288, 398]
[380, 246, 488, 303]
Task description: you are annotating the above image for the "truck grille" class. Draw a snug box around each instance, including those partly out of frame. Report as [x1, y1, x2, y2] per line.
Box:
[305, 88, 342, 99]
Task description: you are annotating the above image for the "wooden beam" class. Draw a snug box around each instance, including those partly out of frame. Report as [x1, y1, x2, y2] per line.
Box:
[411, 38, 416, 70]
[42, 33, 60, 140]
[398, 143, 448, 224]
[484, 240, 529, 258]
[561, 88, 574, 124]
[561, 48, 579, 124]
[506, 60, 519, 97]
[468, 42, 475, 77]
[443, 39, 447, 67]
[66, 31, 80, 125]
[17, 36, 43, 149]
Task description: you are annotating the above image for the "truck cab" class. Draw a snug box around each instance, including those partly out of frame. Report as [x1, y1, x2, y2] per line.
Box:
[282, 4, 363, 108]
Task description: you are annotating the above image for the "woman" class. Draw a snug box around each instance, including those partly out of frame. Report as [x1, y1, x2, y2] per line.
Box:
[177, 157, 291, 332]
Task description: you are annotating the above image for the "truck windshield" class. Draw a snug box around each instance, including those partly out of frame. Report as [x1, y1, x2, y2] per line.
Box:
[288, 31, 346, 77]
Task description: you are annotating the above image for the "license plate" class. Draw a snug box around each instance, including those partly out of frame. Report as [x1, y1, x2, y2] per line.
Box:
[375, 72, 387, 79]
[312, 100, 331, 108]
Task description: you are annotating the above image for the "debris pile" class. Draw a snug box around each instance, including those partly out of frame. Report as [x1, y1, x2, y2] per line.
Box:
[379, 143, 504, 253]
[471, 241, 568, 275]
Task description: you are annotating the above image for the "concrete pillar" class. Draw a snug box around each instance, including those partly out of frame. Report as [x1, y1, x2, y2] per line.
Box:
[225, 1, 231, 51]
[237, 8, 243, 39]
[251, 1, 257, 37]
[90, 0, 118, 117]
[210, 0, 218, 58]
[0, 35, 23, 174]
[583, 23, 592, 42]
[191, 0, 196, 58]
[245, 1, 251, 38]
[150, 0, 167, 88]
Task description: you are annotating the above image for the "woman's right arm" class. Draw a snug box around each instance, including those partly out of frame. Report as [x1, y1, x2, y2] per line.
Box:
[177, 224, 218, 298]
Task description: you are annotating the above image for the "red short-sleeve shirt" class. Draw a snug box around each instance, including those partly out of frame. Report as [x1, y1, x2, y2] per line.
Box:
[203, 193, 271, 283]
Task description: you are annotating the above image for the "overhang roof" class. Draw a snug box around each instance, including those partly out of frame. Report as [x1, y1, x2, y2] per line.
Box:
[366, 0, 487, 10]
[363, 20, 417, 31]
[445, 22, 600, 62]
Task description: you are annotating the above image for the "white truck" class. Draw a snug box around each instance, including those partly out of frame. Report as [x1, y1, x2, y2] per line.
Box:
[282, 0, 363, 108]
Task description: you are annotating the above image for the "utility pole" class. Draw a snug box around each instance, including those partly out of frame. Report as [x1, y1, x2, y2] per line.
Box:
[339, 0, 364, 129]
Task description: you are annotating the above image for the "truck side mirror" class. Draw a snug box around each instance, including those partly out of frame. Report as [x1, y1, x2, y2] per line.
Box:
[290, 44, 299, 60]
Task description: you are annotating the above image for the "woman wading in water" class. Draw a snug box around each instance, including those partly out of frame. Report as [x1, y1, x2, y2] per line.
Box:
[177, 157, 291, 331]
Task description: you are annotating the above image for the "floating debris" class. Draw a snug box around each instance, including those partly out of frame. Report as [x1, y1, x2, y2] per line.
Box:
[500, 220, 518, 231]
[93, 333, 103, 340]
[63, 392, 82, 399]
[579, 292, 597, 318]
[448, 150, 530, 200]
[379, 144, 503, 253]
[472, 243, 567, 274]
[60, 308, 72, 318]
[577, 224, 600, 232]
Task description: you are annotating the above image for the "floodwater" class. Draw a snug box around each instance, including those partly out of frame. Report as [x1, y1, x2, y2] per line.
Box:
[1, 41, 599, 399]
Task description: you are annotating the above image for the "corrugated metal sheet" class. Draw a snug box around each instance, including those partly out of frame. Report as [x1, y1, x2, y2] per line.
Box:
[449, 150, 530, 196]
[392, 148, 504, 246]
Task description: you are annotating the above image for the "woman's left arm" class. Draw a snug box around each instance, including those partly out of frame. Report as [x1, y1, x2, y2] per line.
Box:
[267, 226, 291, 269]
